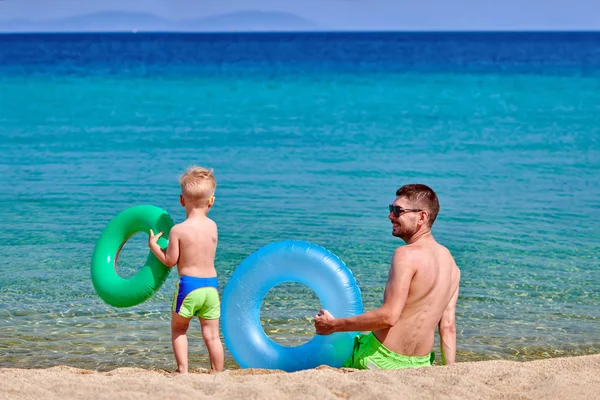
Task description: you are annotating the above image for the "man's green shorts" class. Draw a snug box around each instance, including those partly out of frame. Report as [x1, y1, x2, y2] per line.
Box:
[342, 332, 435, 370]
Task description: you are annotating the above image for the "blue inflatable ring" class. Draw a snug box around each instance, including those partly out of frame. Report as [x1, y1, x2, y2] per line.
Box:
[221, 240, 363, 372]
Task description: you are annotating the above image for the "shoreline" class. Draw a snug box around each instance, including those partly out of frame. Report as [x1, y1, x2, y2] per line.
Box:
[4, 345, 599, 372]
[2, 354, 598, 399]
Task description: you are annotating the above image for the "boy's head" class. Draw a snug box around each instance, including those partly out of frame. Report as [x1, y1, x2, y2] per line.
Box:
[179, 166, 216, 209]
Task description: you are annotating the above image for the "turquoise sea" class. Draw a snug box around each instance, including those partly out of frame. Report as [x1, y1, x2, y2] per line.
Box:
[0, 32, 598, 371]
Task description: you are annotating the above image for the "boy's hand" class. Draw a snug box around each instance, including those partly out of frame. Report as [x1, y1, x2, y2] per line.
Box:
[148, 229, 163, 248]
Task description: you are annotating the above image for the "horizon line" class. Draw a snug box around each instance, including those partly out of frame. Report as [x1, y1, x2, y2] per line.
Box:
[1, 29, 600, 34]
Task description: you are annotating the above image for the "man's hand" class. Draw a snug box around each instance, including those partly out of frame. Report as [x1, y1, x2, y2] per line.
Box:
[314, 309, 336, 335]
[148, 229, 163, 248]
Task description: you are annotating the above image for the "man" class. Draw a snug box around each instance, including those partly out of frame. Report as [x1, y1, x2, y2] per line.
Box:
[314, 184, 460, 370]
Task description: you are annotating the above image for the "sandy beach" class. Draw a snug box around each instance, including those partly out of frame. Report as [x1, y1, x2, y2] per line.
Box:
[1, 354, 598, 400]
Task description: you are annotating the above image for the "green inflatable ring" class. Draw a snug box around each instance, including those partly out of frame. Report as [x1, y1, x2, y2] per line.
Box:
[91, 205, 175, 308]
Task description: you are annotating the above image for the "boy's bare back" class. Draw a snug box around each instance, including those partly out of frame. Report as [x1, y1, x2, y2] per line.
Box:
[170, 215, 218, 278]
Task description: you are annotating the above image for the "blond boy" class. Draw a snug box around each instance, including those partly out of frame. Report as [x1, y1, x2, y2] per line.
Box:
[148, 166, 224, 373]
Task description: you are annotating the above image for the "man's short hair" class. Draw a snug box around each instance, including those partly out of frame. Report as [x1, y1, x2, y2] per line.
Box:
[396, 184, 440, 227]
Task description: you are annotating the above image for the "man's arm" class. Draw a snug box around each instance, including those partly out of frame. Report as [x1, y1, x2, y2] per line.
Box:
[148, 228, 180, 268]
[315, 247, 417, 334]
[439, 285, 459, 365]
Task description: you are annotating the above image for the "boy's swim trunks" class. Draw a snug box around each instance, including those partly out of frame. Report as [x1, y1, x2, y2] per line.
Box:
[343, 332, 435, 370]
[172, 276, 220, 319]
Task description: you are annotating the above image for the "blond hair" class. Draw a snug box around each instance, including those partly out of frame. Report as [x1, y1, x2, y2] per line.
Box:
[179, 166, 216, 207]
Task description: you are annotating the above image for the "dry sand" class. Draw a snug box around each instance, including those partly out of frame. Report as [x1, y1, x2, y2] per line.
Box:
[1, 355, 599, 400]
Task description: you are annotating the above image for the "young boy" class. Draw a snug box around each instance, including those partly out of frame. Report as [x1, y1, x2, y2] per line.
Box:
[148, 166, 224, 373]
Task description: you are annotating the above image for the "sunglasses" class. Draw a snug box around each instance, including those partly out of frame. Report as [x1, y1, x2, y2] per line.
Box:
[388, 205, 422, 218]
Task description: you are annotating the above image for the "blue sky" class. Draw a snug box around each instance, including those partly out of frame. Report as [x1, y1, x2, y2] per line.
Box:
[0, 0, 599, 30]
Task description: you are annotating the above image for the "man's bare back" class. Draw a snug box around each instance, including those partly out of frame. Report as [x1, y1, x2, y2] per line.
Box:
[374, 237, 460, 358]
[315, 184, 460, 368]
[171, 214, 218, 278]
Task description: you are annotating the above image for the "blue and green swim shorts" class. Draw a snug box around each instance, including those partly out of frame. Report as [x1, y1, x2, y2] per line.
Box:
[172, 276, 220, 320]
[343, 332, 435, 370]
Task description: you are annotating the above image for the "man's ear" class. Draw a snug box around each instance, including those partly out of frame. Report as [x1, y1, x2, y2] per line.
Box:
[208, 196, 215, 209]
[180, 194, 185, 207]
[420, 210, 429, 226]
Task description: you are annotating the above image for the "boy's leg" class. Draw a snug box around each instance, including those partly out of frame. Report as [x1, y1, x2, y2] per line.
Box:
[171, 311, 191, 373]
[199, 317, 224, 371]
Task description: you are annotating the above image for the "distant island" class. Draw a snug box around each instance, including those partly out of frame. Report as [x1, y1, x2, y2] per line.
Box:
[0, 10, 321, 33]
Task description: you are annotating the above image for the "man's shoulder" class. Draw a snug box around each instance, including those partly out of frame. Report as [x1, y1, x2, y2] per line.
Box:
[393, 244, 426, 259]
[393, 245, 412, 257]
[393, 242, 452, 267]
[392, 246, 423, 270]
